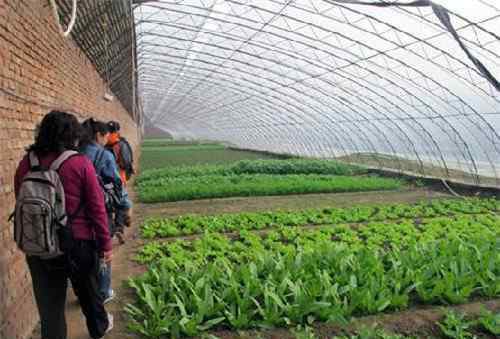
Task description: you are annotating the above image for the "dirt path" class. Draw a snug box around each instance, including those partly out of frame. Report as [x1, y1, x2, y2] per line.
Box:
[31, 189, 450, 339]
[138, 189, 450, 221]
[30, 203, 144, 339]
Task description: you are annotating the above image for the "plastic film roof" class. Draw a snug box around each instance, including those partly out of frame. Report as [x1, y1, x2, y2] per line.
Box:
[134, 0, 500, 186]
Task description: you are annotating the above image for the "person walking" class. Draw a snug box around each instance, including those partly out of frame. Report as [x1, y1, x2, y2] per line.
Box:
[13, 111, 113, 339]
[80, 118, 125, 304]
[106, 121, 133, 243]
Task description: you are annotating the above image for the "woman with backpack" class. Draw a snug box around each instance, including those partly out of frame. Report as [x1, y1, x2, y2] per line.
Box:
[80, 118, 126, 304]
[106, 121, 133, 243]
[14, 111, 113, 339]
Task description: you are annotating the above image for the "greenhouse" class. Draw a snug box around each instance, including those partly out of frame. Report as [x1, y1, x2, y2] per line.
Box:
[135, 0, 500, 186]
[0, 1, 499, 339]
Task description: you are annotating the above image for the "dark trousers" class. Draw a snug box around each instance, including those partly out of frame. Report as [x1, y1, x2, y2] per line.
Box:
[26, 241, 109, 339]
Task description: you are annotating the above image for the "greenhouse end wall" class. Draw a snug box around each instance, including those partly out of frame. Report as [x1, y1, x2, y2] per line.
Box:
[0, 1, 138, 338]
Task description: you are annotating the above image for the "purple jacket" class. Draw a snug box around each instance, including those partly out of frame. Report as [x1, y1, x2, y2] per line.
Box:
[14, 152, 112, 253]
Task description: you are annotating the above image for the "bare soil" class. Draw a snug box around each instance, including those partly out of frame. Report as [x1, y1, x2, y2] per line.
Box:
[138, 189, 450, 222]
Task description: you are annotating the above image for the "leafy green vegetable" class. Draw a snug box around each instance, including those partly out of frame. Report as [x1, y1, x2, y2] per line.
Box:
[141, 198, 499, 238]
[477, 308, 500, 335]
[130, 197, 500, 338]
[128, 235, 500, 338]
[138, 159, 365, 185]
[136, 159, 384, 202]
[138, 174, 400, 203]
[437, 311, 475, 339]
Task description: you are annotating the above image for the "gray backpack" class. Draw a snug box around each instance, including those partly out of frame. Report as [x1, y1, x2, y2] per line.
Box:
[13, 151, 78, 258]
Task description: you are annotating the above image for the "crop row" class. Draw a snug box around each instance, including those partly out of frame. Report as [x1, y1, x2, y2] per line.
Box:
[141, 198, 499, 238]
[142, 145, 227, 152]
[137, 159, 365, 186]
[136, 213, 500, 265]
[128, 231, 499, 337]
[137, 174, 401, 203]
[140, 148, 277, 170]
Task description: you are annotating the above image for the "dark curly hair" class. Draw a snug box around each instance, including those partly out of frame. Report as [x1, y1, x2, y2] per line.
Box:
[28, 110, 82, 155]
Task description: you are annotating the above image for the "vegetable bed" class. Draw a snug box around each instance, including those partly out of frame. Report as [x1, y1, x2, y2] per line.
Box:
[138, 159, 365, 185]
[138, 174, 402, 203]
[141, 198, 498, 238]
[127, 199, 500, 338]
[137, 159, 400, 203]
[140, 143, 278, 170]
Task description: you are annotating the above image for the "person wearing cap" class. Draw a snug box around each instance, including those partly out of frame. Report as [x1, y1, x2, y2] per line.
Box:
[106, 121, 133, 243]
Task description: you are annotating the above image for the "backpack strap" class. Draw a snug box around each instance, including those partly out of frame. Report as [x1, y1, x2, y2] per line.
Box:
[50, 150, 79, 171]
[29, 152, 42, 171]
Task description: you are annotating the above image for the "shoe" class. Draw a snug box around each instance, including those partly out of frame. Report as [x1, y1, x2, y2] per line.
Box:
[124, 216, 131, 227]
[90, 313, 113, 338]
[105, 313, 114, 334]
[115, 232, 125, 245]
[103, 289, 115, 304]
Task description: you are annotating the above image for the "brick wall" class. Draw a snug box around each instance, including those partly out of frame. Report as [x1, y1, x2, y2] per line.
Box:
[0, 1, 139, 338]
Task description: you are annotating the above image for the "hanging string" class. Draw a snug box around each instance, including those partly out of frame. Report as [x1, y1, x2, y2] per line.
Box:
[49, 0, 78, 37]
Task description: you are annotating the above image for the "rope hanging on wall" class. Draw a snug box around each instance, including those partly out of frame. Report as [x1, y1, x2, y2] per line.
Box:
[49, 0, 78, 37]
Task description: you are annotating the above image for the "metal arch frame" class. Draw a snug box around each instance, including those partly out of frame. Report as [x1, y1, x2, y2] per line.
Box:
[136, 21, 464, 177]
[153, 0, 496, 177]
[139, 67, 336, 158]
[135, 0, 500, 185]
[135, 25, 461, 175]
[257, 0, 500, 96]
[135, 1, 498, 111]
[392, 2, 500, 63]
[140, 8, 496, 181]
[138, 50, 454, 181]
[138, 0, 498, 107]
[139, 56, 436, 175]
[138, 51, 422, 172]
[136, 10, 476, 159]
[138, 50, 412, 171]
[137, 39, 464, 182]
[139, 73, 332, 158]
[138, 57, 371, 166]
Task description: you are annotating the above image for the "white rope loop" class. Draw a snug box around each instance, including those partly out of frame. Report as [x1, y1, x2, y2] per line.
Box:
[50, 0, 78, 37]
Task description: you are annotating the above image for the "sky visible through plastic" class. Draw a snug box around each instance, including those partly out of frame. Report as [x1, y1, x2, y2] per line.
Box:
[134, 0, 500, 185]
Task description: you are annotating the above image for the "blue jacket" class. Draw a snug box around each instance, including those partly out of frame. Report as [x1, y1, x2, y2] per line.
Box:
[82, 143, 131, 209]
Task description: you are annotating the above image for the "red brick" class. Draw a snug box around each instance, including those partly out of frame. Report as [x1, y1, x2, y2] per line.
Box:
[0, 1, 139, 338]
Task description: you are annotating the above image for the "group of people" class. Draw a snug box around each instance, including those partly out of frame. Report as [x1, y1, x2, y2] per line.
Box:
[13, 110, 135, 339]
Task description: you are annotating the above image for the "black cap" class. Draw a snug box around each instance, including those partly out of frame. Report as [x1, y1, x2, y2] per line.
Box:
[107, 121, 121, 132]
